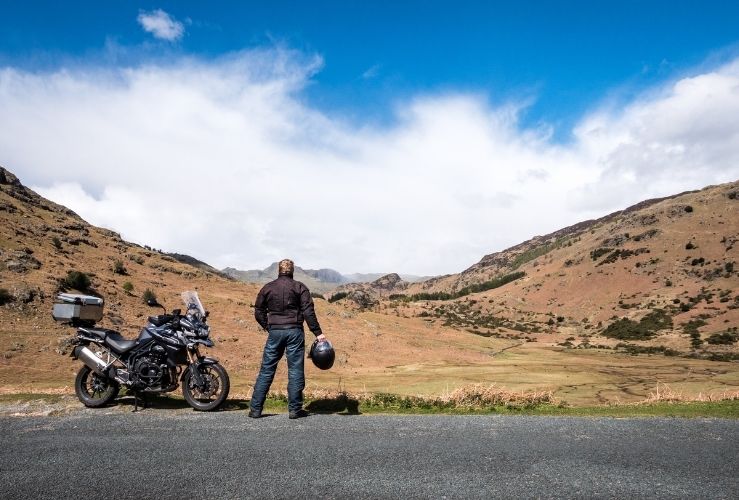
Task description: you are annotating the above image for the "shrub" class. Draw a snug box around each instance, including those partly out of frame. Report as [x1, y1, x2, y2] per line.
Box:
[113, 260, 127, 275]
[705, 330, 738, 345]
[310, 292, 325, 300]
[602, 309, 672, 340]
[328, 292, 348, 303]
[640, 309, 673, 332]
[142, 289, 157, 304]
[590, 247, 613, 261]
[0, 288, 12, 305]
[615, 343, 681, 357]
[726, 262, 735, 273]
[684, 205, 693, 213]
[556, 316, 565, 323]
[52, 236, 62, 250]
[128, 254, 145, 265]
[454, 271, 525, 297]
[411, 272, 526, 302]
[389, 294, 411, 301]
[122, 281, 134, 294]
[64, 270, 91, 291]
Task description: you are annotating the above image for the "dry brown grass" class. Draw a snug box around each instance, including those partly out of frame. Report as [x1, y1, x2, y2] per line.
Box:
[263, 383, 558, 410]
[638, 383, 739, 404]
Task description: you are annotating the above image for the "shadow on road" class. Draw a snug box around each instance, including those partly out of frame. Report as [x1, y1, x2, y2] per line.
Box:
[306, 394, 361, 415]
[111, 393, 361, 415]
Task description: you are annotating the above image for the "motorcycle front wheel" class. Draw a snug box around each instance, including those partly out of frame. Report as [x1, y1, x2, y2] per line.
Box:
[182, 363, 230, 411]
[75, 366, 120, 408]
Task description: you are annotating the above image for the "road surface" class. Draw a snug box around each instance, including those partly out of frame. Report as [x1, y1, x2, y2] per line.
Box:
[1, 410, 737, 499]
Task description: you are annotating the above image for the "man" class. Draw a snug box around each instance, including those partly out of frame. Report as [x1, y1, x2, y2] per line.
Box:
[249, 259, 327, 419]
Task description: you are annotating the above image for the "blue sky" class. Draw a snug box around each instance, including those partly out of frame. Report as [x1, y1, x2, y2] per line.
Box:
[3, 1, 739, 138]
[1, 2, 739, 274]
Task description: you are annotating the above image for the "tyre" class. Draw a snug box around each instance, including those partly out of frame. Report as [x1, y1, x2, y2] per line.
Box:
[182, 363, 230, 411]
[74, 366, 120, 408]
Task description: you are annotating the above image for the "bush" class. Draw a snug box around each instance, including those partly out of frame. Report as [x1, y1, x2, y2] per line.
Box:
[52, 236, 62, 250]
[389, 294, 411, 302]
[0, 288, 12, 305]
[142, 289, 157, 304]
[310, 292, 325, 300]
[122, 281, 134, 294]
[408, 272, 526, 302]
[128, 254, 145, 265]
[705, 330, 738, 345]
[113, 260, 127, 275]
[454, 272, 526, 298]
[602, 309, 672, 340]
[328, 292, 348, 303]
[64, 270, 91, 291]
[590, 247, 613, 261]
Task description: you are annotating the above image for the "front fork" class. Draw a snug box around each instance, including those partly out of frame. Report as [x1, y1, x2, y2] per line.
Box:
[186, 346, 206, 388]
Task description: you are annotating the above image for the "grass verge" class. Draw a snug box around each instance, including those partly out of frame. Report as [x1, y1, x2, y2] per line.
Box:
[1, 384, 737, 418]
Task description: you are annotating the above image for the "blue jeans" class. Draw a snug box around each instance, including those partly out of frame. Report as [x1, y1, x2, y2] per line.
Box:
[250, 328, 305, 413]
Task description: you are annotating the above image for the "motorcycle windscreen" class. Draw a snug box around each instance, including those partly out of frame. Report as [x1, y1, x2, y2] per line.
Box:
[181, 291, 205, 317]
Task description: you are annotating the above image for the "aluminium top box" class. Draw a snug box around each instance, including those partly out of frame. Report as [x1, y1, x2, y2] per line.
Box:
[52, 293, 104, 324]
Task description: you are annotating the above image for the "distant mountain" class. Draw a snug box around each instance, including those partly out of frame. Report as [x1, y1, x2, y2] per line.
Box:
[166, 253, 231, 279]
[222, 263, 428, 294]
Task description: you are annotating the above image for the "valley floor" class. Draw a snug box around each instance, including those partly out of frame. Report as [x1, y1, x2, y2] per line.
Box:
[2, 323, 737, 406]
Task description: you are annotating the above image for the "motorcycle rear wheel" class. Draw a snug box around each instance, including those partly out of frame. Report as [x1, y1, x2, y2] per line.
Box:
[75, 366, 120, 408]
[182, 363, 230, 411]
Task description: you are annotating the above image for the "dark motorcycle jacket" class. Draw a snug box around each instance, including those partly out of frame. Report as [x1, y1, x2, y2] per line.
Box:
[254, 274, 323, 336]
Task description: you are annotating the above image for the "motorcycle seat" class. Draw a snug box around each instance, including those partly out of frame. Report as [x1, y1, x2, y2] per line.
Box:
[103, 332, 138, 354]
[79, 327, 138, 354]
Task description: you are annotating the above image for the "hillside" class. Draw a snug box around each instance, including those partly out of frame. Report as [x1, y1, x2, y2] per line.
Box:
[0, 166, 737, 404]
[339, 182, 739, 351]
[0, 166, 522, 399]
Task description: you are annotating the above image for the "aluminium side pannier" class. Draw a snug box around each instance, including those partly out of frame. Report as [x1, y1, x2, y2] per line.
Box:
[52, 293, 104, 324]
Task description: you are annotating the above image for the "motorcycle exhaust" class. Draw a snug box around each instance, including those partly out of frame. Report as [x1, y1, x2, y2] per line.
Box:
[72, 345, 108, 375]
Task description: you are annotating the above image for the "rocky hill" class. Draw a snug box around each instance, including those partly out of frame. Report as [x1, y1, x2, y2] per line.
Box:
[329, 181, 739, 358]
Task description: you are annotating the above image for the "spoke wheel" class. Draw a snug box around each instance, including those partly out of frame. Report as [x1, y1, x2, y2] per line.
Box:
[182, 363, 230, 411]
[74, 366, 119, 408]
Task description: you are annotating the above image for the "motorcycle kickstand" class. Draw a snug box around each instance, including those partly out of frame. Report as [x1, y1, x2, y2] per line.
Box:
[132, 391, 146, 412]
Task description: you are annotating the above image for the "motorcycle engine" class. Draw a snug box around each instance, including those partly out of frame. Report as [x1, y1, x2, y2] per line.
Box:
[133, 352, 167, 387]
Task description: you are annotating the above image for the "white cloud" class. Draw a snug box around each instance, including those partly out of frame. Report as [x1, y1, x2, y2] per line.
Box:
[362, 64, 380, 79]
[137, 9, 184, 41]
[0, 50, 737, 275]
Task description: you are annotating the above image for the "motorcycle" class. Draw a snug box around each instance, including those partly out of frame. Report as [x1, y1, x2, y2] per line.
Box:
[61, 291, 230, 411]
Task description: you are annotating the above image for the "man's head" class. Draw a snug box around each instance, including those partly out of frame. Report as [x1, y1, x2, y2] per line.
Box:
[278, 259, 294, 278]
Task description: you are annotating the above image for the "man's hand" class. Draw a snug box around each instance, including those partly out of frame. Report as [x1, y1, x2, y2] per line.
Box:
[316, 334, 327, 342]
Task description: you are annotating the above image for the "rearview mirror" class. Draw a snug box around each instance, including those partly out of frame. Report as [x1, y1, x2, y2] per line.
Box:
[146, 298, 161, 308]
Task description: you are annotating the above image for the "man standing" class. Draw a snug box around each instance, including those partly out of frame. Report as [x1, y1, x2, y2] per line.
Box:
[249, 259, 327, 419]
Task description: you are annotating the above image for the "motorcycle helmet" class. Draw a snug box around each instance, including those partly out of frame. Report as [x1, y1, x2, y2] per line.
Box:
[308, 339, 335, 370]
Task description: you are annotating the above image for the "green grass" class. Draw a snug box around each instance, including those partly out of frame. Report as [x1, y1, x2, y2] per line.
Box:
[1, 393, 736, 419]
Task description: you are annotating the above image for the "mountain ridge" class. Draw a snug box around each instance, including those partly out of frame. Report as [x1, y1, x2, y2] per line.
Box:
[222, 263, 428, 294]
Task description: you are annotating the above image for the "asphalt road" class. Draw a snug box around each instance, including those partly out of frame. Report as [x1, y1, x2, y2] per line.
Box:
[1, 411, 737, 499]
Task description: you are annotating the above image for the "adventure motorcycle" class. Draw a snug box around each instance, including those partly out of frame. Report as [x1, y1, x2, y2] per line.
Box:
[60, 291, 229, 411]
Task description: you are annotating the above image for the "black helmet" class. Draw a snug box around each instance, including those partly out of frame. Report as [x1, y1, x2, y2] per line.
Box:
[308, 339, 335, 370]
